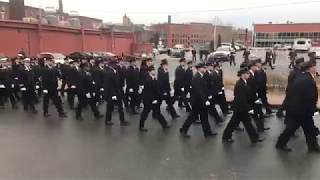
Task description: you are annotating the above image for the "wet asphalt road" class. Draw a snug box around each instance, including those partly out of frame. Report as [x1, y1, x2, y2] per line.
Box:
[1, 52, 320, 180]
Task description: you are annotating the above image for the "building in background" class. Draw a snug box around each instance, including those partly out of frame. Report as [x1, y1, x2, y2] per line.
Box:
[150, 23, 233, 48]
[254, 23, 320, 47]
[123, 14, 133, 26]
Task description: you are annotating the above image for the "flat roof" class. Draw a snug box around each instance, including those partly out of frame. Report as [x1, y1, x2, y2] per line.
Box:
[254, 23, 320, 33]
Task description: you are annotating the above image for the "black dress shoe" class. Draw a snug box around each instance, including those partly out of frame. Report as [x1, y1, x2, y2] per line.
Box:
[252, 138, 264, 144]
[120, 121, 130, 126]
[139, 128, 148, 132]
[94, 114, 104, 119]
[179, 128, 190, 138]
[205, 132, 218, 138]
[223, 138, 235, 143]
[276, 144, 292, 152]
[44, 113, 51, 117]
[105, 121, 114, 126]
[308, 147, 320, 153]
[59, 113, 67, 118]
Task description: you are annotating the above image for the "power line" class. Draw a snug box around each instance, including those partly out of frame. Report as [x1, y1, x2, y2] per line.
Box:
[75, 0, 320, 14]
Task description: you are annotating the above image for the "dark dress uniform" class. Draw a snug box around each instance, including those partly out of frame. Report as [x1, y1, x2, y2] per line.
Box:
[18, 65, 37, 113]
[255, 69, 272, 114]
[276, 72, 320, 151]
[139, 75, 169, 131]
[212, 69, 228, 115]
[247, 70, 266, 132]
[12, 62, 23, 101]
[184, 66, 193, 112]
[0, 67, 16, 108]
[90, 65, 105, 103]
[180, 72, 214, 137]
[125, 64, 140, 114]
[204, 71, 223, 123]
[222, 78, 260, 143]
[41, 66, 66, 117]
[103, 66, 128, 126]
[75, 68, 102, 120]
[157, 66, 179, 119]
[59, 63, 69, 97]
[174, 65, 188, 108]
[288, 50, 297, 69]
[66, 66, 81, 109]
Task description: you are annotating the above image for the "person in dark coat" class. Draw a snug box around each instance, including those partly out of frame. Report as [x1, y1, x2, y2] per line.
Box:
[180, 63, 216, 138]
[247, 60, 270, 132]
[276, 61, 320, 152]
[0, 58, 17, 109]
[90, 60, 105, 104]
[139, 66, 170, 132]
[41, 58, 67, 118]
[276, 58, 305, 118]
[103, 61, 129, 126]
[75, 62, 103, 120]
[184, 61, 193, 112]
[205, 62, 223, 124]
[125, 57, 140, 114]
[192, 48, 197, 62]
[66, 61, 81, 109]
[288, 49, 297, 69]
[222, 68, 262, 144]
[157, 59, 179, 119]
[255, 64, 273, 115]
[59, 59, 70, 97]
[174, 58, 188, 110]
[229, 52, 236, 66]
[212, 63, 229, 115]
[138, 58, 153, 106]
[263, 49, 274, 70]
[243, 49, 250, 64]
[18, 58, 37, 114]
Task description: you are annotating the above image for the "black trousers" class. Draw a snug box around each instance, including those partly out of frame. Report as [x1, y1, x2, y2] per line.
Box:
[216, 92, 228, 114]
[181, 104, 212, 136]
[259, 91, 272, 113]
[139, 101, 167, 129]
[252, 103, 265, 131]
[277, 114, 319, 149]
[125, 88, 139, 112]
[223, 112, 259, 142]
[21, 90, 36, 112]
[67, 88, 77, 109]
[105, 99, 125, 123]
[208, 99, 223, 123]
[174, 88, 191, 111]
[0, 88, 16, 108]
[192, 54, 196, 62]
[160, 93, 178, 118]
[76, 93, 100, 118]
[60, 79, 67, 97]
[229, 56, 236, 66]
[43, 89, 64, 115]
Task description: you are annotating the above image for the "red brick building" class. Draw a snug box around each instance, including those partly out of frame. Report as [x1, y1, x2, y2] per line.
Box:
[254, 23, 320, 47]
[150, 23, 233, 48]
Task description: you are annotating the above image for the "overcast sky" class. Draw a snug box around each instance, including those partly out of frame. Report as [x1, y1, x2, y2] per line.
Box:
[7, 0, 320, 28]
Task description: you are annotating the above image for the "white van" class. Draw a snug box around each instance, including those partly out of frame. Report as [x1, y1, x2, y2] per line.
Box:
[293, 38, 312, 51]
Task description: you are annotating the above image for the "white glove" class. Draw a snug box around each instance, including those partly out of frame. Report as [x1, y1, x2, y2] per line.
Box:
[20, 87, 26, 91]
[36, 85, 40, 89]
[314, 112, 320, 116]
[163, 93, 168, 96]
[86, 93, 91, 98]
[43, 90, 48, 94]
[0, 84, 5, 89]
[218, 91, 223, 95]
[152, 100, 158, 104]
[129, 88, 134, 93]
[92, 81, 95, 85]
[255, 99, 263, 105]
[181, 88, 185, 92]
[170, 90, 174, 97]
[205, 101, 211, 106]
[186, 93, 191, 99]
[71, 85, 76, 89]
[222, 87, 225, 90]
[190, 86, 192, 89]
[112, 96, 117, 100]
[19, 84, 24, 87]
[139, 85, 144, 90]
[138, 88, 143, 94]
[208, 96, 213, 100]
[14, 77, 18, 80]
[93, 93, 96, 96]
[248, 110, 254, 114]
[11, 84, 14, 88]
[100, 88, 104, 91]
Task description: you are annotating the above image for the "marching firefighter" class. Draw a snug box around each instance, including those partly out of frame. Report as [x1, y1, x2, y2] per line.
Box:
[125, 57, 140, 114]
[41, 58, 67, 118]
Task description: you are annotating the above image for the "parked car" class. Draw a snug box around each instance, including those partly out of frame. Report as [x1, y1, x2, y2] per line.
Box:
[219, 42, 238, 52]
[310, 47, 320, 59]
[209, 46, 234, 62]
[170, 45, 185, 58]
[38, 52, 66, 64]
[293, 38, 312, 52]
[158, 47, 169, 54]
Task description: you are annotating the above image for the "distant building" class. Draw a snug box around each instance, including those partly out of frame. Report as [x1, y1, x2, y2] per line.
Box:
[232, 28, 253, 47]
[123, 14, 133, 26]
[68, 15, 102, 29]
[150, 23, 233, 48]
[254, 23, 320, 47]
